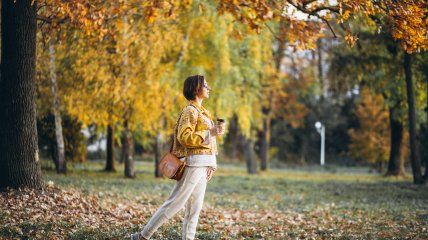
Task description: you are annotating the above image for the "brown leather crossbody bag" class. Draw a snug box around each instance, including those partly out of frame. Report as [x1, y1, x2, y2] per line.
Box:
[159, 153, 187, 181]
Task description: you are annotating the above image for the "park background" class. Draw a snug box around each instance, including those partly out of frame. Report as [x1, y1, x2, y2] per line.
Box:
[0, 0, 428, 239]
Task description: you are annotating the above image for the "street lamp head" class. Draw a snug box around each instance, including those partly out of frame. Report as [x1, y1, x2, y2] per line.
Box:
[315, 121, 322, 129]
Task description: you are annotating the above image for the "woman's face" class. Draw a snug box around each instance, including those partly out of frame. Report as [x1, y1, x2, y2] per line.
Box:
[198, 80, 211, 99]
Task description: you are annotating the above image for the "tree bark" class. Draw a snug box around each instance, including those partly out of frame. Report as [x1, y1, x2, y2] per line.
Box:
[377, 161, 384, 174]
[403, 53, 423, 184]
[120, 2, 129, 166]
[385, 105, 405, 176]
[154, 130, 162, 178]
[317, 38, 325, 98]
[0, 0, 43, 189]
[257, 18, 287, 170]
[242, 135, 257, 174]
[425, 108, 428, 181]
[225, 114, 239, 161]
[49, 39, 66, 174]
[119, 134, 126, 164]
[230, 115, 239, 161]
[123, 119, 135, 178]
[50, 141, 59, 171]
[105, 124, 115, 172]
[259, 118, 270, 171]
[299, 137, 308, 164]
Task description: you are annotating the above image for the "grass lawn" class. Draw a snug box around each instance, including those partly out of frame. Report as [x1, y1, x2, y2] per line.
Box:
[1, 161, 427, 239]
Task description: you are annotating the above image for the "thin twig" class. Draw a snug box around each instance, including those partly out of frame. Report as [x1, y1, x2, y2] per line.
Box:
[264, 22, 282, 41]
[322, 19, 337, 38]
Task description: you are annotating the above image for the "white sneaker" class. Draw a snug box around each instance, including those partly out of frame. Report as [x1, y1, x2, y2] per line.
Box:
[130, 232, 145, 240]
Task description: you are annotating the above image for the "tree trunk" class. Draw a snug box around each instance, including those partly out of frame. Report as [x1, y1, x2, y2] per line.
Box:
[299, 137, 308, 164]
[122, 17, 135, 178]
[119, 3, 129, 165]
[425, 112, 428, 181]
[49, 39, 66, 174]
[226, 114, 239, 161]
[123, 119, 135, 178]
[404, 53, 423, 184]
[119, 134, 126, 164]
[377, 161, 384, 173]
[274, 18, 286, 70]
[259, 118, 270, 171]
[242, 135, 257, 174]
[317, 38, 325, 98]
[105, 124, 115, 172]
[0, 0, 43, 189]
[50, 141, 59, 171]
[385, 105, 405, 176]
[154, 130, 162, 178]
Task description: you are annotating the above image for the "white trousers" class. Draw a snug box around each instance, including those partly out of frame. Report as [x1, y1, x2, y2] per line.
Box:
[141, 167, 208, 240]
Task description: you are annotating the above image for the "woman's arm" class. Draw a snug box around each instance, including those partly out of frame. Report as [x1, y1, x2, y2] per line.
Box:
[177, 106, 211, 148]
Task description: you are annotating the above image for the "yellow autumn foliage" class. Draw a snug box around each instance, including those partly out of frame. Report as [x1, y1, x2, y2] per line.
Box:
[348, 87, 390, 164]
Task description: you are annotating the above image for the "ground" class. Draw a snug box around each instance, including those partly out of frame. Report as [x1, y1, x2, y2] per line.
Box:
[1, 161, 427, 239]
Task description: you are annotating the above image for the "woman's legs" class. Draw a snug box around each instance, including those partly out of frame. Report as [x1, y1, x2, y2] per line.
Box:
[182, 175, 207, 240]
[139, 208, 168, 239]
[138, 167, 207, 239]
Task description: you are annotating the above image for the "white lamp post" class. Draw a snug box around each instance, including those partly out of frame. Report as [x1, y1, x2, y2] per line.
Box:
[315, 122, 325, 166]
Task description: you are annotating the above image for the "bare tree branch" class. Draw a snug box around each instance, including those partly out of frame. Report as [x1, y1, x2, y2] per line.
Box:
[322, 19, 337, 38]
[309, 6, 339, 15]
[286, 0, 339, 17]
[36, 15, 68, 24]
[264, 22, 282, 41]
[285, 0, 339, 39]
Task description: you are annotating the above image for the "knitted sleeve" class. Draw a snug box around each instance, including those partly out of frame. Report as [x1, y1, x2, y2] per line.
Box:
[177, 106, 209, 148]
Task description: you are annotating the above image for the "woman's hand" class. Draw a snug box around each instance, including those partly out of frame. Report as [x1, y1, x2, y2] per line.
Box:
[206, 167, 216, 181]
[209, 127, 217, 136]
[217, 123, 225, 135]
[209, 124, 226, 136]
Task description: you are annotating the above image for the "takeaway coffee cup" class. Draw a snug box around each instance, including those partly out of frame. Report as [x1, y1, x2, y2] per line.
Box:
[216, 118, 226, 134]
[216, 118, 226, 127]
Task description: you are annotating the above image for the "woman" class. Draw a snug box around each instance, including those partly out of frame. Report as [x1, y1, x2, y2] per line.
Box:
[131, 75, 225, 240]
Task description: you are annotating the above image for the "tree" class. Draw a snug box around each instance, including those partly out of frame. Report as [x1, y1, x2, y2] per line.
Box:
[386, 102, 407, 177]
[403, 53, 423, 184]
[348, 88, 390, 172]
[120, 1, 134, 178]
[105, 124, 115, 172]
[48, 38, 67, 174]
[327, 30, 411, 176]
[1, 0, 109, 188]
[0, 0, 43, 189]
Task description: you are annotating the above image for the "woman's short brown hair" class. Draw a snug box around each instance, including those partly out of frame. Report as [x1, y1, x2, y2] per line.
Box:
[183, 75, 205, 100]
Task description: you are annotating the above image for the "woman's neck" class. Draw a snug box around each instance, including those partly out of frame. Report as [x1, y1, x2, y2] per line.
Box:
[194, 97, 203, 106]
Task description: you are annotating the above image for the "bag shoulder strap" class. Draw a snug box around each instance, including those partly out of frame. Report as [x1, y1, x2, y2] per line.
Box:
[169, 104, 199, 153]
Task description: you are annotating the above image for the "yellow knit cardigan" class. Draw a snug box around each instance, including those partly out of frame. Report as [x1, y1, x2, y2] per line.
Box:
[171, 101, 218, 157]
